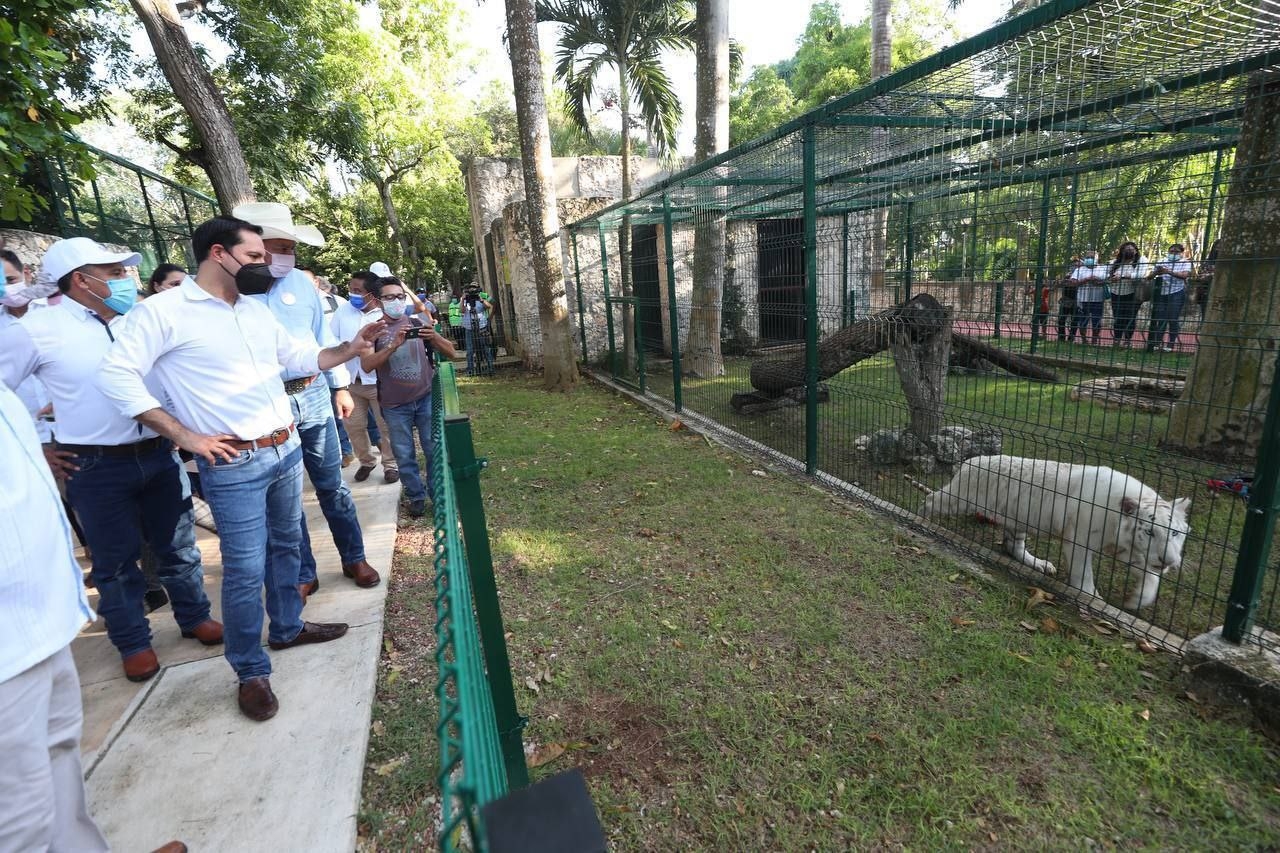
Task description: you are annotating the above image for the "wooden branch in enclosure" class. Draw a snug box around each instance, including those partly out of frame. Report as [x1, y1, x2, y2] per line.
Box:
[742, 293, 1057, 401]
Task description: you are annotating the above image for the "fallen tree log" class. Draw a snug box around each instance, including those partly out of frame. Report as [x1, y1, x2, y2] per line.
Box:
[745, 292, 1056, 398]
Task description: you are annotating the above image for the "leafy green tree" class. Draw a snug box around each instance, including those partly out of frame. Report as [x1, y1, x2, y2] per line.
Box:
[728, 67, 797, 146]
[537, 0, 697, 374]
[0, 2, 124, 223]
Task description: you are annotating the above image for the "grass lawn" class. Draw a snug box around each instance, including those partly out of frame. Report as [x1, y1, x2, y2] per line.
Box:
[359, 371, 1280, 851]
[643, 351, 1278, 651]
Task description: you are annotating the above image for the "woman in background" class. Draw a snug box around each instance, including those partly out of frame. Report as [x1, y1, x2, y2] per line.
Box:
[148, 263, 187, 294]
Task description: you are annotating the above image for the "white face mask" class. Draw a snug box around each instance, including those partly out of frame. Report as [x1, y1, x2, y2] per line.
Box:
[268, 253, 296, 280]
[0, 281, 30, 308]
[383, 298, 406, 319]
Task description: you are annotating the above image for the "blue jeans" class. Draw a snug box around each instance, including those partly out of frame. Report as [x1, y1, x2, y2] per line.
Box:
[197, 435, 305, 681]
[288, 379, 366, 584]
[331, 388, 353, 457]
[65, 446, 211, 657]
[464, 324, 493, 376]
[1148, 289, 1187, 348]
[1075, 300, 1104, 338]
[382, 393, 435, 503]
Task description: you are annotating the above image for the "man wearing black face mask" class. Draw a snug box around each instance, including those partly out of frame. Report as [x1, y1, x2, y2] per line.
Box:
[97, 217, 386, 721]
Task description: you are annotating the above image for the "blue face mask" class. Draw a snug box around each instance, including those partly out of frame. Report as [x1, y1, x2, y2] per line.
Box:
[1083, 257, 1096, 267]
[1168, 253, 1180, 262]
[349, 294, 365, 310]
[86, 274, 138, 314]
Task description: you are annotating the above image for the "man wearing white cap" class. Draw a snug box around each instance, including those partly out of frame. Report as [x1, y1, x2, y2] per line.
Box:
[231, 202, 380, 595]
[0, 238, 222, 683]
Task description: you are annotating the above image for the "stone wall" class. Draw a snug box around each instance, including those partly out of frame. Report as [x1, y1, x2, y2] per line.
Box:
[1, 228, 142, 286]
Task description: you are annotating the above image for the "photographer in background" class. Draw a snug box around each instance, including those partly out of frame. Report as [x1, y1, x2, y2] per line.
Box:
[360, 277, 456, 518]
[461, 284, 494, 376]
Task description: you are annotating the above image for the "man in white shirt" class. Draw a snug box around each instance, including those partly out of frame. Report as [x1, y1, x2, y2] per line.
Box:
[0, 238, 221, 684]
[1068, 249, 1110, 346]
[1, 247, 55, 441]
[1146, 243, 1193, 353]
[232, 202, 380, 598]
[97, 216, 383, 721]
[0, 381, 109, 851]
[334, 271, 399, 484]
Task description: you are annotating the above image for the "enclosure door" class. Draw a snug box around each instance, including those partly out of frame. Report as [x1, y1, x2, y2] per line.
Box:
[630, 224, 665, 354]
[756, 218, 805, 344]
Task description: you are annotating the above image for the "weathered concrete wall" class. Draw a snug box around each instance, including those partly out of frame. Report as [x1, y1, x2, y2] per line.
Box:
[656, 223, 694, 355]
[1, 228, 142, 286]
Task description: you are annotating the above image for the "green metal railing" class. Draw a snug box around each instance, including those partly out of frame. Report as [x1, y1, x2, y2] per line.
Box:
[5, 137, 218, 281]
[431, 362, 528, 852]
[563, 0, 1280, 654]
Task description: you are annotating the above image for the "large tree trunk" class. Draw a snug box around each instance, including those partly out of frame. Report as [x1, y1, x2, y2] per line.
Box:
[1167, 74, 1280, 461]
[128, 0, 255, 213]
[889, 300, 952, 440]
[374, 173, 418, 283]
[684, 0, 730, 377]
[747, 293, 1055, 396]
[617, 56, 636, 376]
[504, 0, 580, 390]
[868, 0, 892, 308]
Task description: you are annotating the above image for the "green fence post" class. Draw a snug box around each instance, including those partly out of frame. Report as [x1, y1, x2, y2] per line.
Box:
[803, 123, 819, 476]
[635, 290, 647, 396]
[42, 160, 69, 236]
[662, 194, 683, 412]
[56, 156, 83, 233]
[137, 171, 166, 265]
[903, 201, 914, 302]
[1202, 147, 1225, 253]
[442, 381, 530, 789]
[841, 212, 850, 325]
[598, 223, 618, 380]
[90, 178, 107, 242]
[1223, 355, 1280, 643]
[571, 231, 588, 363]
[1031, 177, 1053, 354]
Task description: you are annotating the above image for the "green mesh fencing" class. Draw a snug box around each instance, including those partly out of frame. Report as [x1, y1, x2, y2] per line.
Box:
[565, 0, 1280, 653]
[3, 137, 219, 281]
[432, 363, 510, 851]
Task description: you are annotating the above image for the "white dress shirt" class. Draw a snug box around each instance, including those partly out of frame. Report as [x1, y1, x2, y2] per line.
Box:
[1070, 264, 1109, 303]
[0, 382, 93, 683]
[0, 309, 52, 443]
[1108, 256, 1149, 297]
[330, 301, 378, 384]
[249, 269, 350, 387]
[0, 298, 158, 445]
[97, 276, 322, 440]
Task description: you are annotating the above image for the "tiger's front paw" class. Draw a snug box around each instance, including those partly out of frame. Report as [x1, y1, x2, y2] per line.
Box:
[1038, 560, 1057, 576]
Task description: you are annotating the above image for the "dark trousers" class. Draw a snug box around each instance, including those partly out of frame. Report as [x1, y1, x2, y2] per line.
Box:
[1057, 300, 1077, 341]
[1111, 294, 1140, 342]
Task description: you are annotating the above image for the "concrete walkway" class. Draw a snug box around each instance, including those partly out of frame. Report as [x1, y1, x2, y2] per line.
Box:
[78, 462, 403, 852]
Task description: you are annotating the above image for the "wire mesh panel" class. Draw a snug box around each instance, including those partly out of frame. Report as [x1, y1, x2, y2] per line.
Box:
[566, 0, 1280, 652]
[431, 369, 509, 851]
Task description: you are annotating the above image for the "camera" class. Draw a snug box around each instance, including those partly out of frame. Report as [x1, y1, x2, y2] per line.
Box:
[403, 326, 425, 339]
[464, 286, 481, 306]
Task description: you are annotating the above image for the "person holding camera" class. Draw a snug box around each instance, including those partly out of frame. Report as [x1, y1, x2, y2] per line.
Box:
[360, 277, 457, 518]
[461, 285, 495, 376]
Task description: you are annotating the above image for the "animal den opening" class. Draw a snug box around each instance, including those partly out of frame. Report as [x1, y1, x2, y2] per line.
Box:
[1070, 376, 1186, 414]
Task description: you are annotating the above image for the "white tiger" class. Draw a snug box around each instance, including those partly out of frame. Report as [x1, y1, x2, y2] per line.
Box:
[922, 455, 1191, 610]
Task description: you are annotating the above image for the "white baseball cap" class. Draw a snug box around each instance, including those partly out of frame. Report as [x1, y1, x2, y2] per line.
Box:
[369, 261, 393, 278]
[231, 201, 325, 247]
[39, 237, 141, 286]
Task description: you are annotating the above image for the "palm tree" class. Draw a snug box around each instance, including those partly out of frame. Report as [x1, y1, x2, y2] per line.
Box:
[537, 0, 696, 374]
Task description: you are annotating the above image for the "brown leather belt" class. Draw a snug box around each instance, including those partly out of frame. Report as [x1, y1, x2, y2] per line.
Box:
[226, 424, 296, 451]
[58, 436, 172, 457]
[283, 375, 317, 395]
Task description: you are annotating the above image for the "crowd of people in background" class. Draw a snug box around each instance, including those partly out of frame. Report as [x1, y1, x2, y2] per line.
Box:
[1028, 239, 1218, 352]
[0, 201, 482, 851]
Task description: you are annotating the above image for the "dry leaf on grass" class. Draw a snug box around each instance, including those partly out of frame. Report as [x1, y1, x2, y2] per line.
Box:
[524, 676, 540, 694]
[1137, 638, 1158, 654]
[1137, 708, 1151, 721]
[371, 720, 386, 737]
[1093, 623, 1115, 635]
[374, 756, 406, 777]
[751, 470, 768, 478]
[950, 616, 975, 628]
[1026, 587, 1055, 610]
[1018, 620, 1039, 632]
[528, 742, 566, 768]
[669, 419, 685, 431]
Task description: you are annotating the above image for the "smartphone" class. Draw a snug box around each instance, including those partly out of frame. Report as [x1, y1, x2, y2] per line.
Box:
[403, 326, 424, 340]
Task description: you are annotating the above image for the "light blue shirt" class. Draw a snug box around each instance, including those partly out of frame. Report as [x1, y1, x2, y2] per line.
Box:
[249, 269, 350, 387]
[0, 382, 93, 682]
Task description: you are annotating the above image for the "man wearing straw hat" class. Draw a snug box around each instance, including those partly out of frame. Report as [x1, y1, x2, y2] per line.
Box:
[232, 202, 381, 597]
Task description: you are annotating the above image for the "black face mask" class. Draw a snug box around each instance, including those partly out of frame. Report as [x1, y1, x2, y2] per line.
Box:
[220, 253, 275, 295]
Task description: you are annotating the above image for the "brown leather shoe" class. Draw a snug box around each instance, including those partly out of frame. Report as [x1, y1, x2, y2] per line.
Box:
[123, 649, 160, 682]
[268, 621, 349, 650]
[180, 619, 224, 646]
[150, 842, 187, 853]
[384, 469, 400, 484]
[238, 677, 278, 721]
[298, 578, 319, 603]
[342, 559, 381, 588]
[354, 464, 375, 482]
